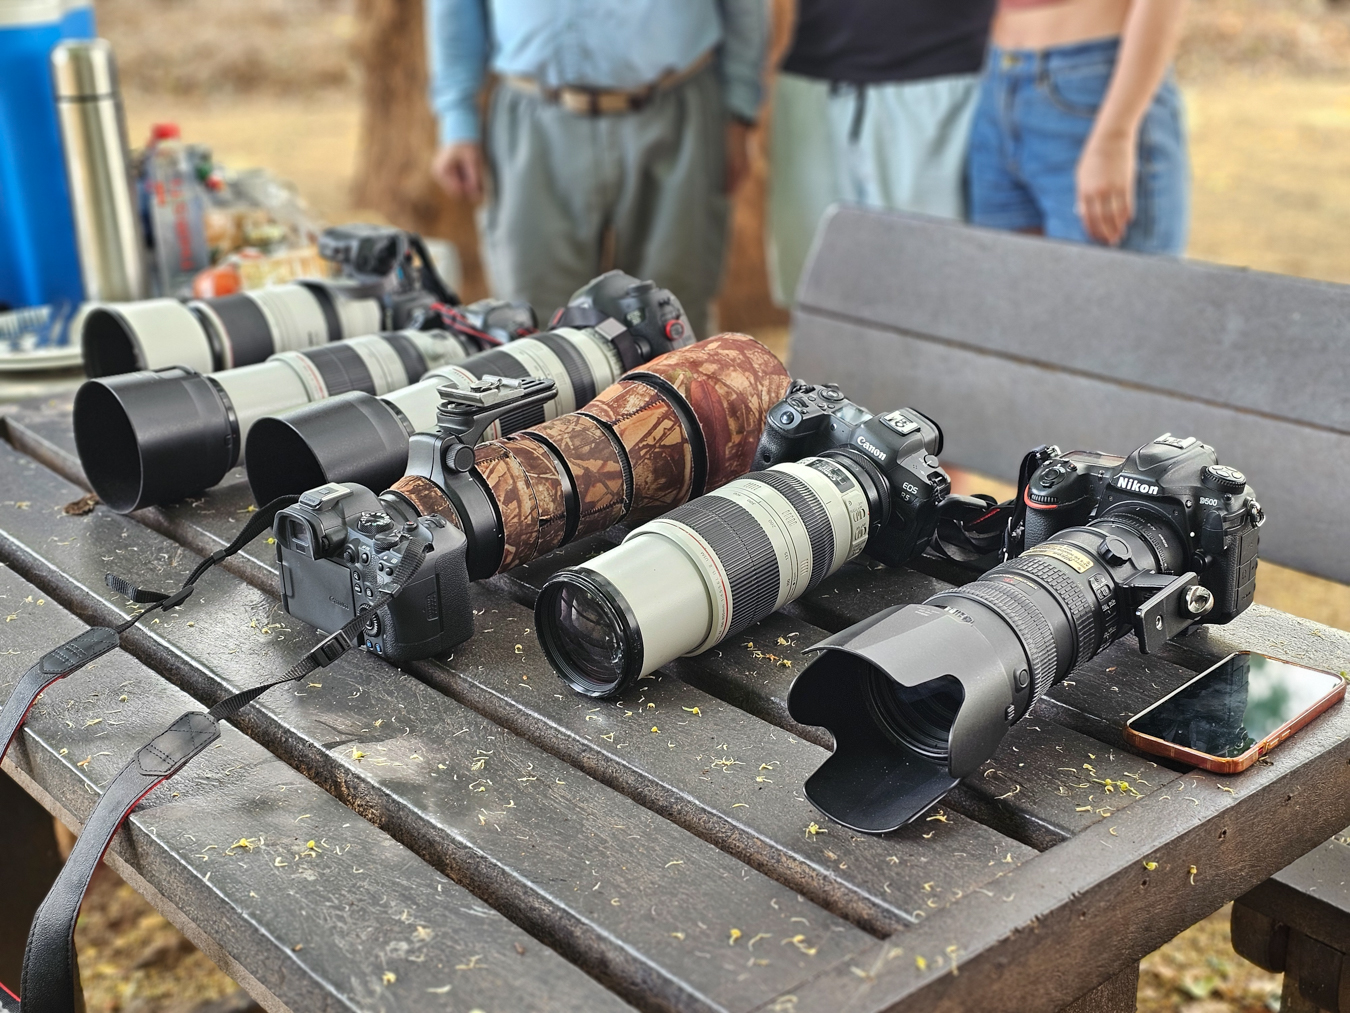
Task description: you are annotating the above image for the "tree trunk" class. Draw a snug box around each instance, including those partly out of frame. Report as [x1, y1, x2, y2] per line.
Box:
[350, 0, 792, 332]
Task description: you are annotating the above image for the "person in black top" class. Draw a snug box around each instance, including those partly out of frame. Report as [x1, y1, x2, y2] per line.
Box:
[767, 0, 996, 305]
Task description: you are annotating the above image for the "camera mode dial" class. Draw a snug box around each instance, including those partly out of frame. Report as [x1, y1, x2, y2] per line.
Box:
[1202, 465, 1247, 494]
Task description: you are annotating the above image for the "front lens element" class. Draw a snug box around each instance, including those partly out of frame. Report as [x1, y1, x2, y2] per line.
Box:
[865, 669, 963, 764]
[538, 573, 642, 697]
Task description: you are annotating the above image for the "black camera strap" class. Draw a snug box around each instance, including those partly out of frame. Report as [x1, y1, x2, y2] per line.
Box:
[0, 497, 437, 1012]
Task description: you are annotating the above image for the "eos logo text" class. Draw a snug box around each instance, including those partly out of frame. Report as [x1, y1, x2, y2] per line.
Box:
[855, 434, 888, 462]
[1115, 475, 1161, 496]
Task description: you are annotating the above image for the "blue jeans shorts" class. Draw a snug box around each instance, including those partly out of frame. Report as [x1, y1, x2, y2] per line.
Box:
[967, 38, 1190, 254]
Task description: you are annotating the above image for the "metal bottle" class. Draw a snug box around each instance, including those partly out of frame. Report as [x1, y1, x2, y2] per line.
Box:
[51, 39, 147, 302]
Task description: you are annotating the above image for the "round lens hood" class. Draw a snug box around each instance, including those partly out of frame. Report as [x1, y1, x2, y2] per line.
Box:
[73, 369, 236, 513]
[81, 300, 216, 378]
[245, 391, 413, 505]
[537, 568, 644, 699]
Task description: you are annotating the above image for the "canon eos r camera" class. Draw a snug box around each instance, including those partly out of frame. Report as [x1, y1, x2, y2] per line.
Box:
[275, 482, 472, 663]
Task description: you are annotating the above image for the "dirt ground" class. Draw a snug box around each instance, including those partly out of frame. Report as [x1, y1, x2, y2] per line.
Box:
[53, 1, 1350, 1010]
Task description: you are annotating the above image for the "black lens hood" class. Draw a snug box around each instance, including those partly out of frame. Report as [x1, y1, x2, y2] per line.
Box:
[73, 368, 236, 514]
[245, 391, 413, 506]
[788, 601, 1023, 833]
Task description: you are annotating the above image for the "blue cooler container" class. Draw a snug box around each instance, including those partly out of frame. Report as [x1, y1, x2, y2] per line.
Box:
[0, 0, 84, 310]
[59, 0, 95, 37]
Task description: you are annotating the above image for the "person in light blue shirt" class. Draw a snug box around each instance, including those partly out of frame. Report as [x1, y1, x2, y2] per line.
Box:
[426, 0, 769, 337]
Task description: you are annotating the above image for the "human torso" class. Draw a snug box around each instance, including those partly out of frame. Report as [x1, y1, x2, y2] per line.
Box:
[486, 0, 722, 89]
[783, 0, 997, 83]
[992, 0, 1131, 49]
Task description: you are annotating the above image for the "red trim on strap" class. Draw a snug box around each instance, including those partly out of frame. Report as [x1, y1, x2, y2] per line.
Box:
[0, 671, 70, 765]
[1, 978, 20, 1001]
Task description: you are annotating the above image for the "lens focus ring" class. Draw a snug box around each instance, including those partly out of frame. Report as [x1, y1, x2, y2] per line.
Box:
[1001, 554, 1099, 671]
[943, 577, 1058, 705]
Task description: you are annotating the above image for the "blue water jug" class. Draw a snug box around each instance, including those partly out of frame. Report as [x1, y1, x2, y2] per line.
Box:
[0, 0, 85, 310]
[60, 0, 95, 38]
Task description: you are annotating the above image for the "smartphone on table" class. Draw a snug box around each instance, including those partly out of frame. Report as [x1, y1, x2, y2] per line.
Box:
[1124, 652, 1346, 774]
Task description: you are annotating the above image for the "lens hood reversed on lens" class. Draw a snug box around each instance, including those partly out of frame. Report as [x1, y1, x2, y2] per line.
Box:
[787, 602, 1029, 834]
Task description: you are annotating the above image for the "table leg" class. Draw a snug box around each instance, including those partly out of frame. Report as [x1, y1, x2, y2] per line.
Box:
[1281, 975, 1329, 1013]
[0, 770, 64, 990]
[1059, 962, 1140, 1013]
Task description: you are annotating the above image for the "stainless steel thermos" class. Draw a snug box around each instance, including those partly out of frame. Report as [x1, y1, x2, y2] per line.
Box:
[51, 39, 147, 303]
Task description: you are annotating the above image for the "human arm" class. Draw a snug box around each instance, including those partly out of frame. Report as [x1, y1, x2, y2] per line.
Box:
[716, 0, 771, 192]
[1076, 0, 1187, 245]
[426, 0, 490, 200]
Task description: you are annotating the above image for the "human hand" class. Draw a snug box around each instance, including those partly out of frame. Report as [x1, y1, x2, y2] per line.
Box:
[431, 141, 485, 202]
[725, 120, 753, 194]
[1075, 127, 1138, 246]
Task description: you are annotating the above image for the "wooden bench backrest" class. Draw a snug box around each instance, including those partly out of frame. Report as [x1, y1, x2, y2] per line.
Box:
[788, 206, 1350, 583]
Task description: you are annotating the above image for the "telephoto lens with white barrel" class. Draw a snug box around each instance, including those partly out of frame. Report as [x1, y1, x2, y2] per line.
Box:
[535, 391, 947, 699]
[74, 327, 483, 513]
[81, 281, 385, 378]
[243, 270, 694, 504]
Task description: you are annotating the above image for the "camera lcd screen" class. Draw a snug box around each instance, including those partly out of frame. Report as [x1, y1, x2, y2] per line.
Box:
[1129, 653, 1344, 758]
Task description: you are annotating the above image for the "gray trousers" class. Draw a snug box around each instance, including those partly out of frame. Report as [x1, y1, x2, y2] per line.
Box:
[480, 63, 729, 338]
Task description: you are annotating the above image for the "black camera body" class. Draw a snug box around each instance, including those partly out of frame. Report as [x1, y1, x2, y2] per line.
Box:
[755, 381, 949, 567]
[549, 270, 692, 369]
[1023, 433, 1261, 628]
[318, 223, 459, 330]
[275, 482, 472, 663]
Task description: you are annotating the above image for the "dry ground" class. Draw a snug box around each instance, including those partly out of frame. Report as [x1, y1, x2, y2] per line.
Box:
[53, 1, 1350, 1010]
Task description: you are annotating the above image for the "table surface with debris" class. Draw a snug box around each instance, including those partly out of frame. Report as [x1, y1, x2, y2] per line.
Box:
[1, 392, 1349, 1013]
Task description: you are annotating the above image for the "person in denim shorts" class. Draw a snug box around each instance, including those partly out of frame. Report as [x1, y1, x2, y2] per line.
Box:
[968, 0, 1189, 254]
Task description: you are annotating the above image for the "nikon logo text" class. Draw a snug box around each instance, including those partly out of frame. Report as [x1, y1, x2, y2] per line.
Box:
[1116, 475, 1161, 496]
[855, 434, 887, 462]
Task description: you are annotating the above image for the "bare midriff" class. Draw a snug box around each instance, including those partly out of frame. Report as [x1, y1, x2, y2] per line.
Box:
[994, 0, 1132, 50]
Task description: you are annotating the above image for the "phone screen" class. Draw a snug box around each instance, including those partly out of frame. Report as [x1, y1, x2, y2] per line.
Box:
[1129, 653, 1344, 759]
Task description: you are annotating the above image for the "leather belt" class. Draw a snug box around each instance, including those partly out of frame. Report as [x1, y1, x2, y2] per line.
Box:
[502, 49, 713, 116]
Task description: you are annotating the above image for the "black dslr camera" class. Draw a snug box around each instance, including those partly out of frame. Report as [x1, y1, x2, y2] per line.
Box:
[755, 380, 949, 566]
[319, 223, 459, 328]
[275, 484, 471, 663]
[275, 376, 561, 660]
[786, 432, 1263, 834]
[1021, 433, 1261, 639]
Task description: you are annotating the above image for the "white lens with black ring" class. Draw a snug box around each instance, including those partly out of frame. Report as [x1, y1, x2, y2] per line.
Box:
[537, 456, 873, 697]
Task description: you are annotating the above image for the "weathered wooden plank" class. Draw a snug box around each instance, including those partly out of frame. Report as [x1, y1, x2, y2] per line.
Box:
[415, 586, 1035, 937]
[2, 399, 278, 594]
[0, 562, 627, 1013]
[483, 528, 1185, 850]
[796, 206, 1350, 434]
[0, 442, 875, 1013]
[1238, 833, 1350, 953]
[754, 686, 1350, 1012]
[789, 307, 1350, 584]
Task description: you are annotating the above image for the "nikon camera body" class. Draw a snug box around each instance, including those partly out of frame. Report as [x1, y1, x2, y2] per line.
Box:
[1022, 434, 1260, 628]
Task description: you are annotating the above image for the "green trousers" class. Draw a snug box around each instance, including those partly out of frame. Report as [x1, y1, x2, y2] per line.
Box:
[480, 64, 729, 338]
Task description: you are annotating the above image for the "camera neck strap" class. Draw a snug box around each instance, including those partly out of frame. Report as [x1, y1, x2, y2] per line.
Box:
[0, 504, 431, 1012]
[927, 446, 1062, 573]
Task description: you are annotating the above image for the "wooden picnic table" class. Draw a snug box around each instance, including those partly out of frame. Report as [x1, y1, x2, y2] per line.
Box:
[1, 392, 1349, 1013]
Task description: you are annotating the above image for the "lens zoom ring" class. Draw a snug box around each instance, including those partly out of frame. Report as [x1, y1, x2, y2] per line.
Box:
[664, 495, 780, 639]
[1002, 554, 1099, 669]
[744, 469, 835, 593]
[945, 578, 1058, 704]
